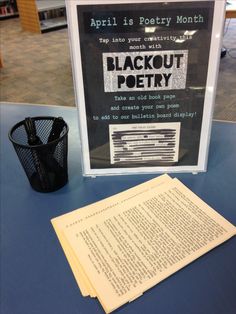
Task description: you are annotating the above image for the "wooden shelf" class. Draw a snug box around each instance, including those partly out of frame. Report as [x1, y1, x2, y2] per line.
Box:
[17, 0, 41, 33]
[0, 51, 3, 68]
[226, 1, 236, 19]
[16, 0, 67, 33]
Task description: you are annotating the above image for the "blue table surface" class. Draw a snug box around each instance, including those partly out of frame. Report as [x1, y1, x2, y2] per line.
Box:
[1, 103, 236, 314]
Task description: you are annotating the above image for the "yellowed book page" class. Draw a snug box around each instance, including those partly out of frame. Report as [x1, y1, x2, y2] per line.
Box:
[51, 222, 96, 297]
[63, 178, 236, 313]
[51, 174, 172, 296]
[52, 174, 172, 227]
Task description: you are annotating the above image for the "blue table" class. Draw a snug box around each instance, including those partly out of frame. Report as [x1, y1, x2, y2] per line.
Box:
[1, 103, 236, 314]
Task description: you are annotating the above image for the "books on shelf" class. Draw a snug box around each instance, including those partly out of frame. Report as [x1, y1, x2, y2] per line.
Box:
[38, 5, 67, 31]
[51, 174, 236, 313]
[0, 0, 17, 17]
[38, 7, 66, 21]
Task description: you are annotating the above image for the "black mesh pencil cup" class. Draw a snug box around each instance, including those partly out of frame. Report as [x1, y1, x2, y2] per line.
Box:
[9, 116, 69, 193]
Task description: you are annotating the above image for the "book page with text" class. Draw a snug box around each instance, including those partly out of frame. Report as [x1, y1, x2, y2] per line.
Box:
[63, 178, 236, 313]
[51, 174, 172, 296]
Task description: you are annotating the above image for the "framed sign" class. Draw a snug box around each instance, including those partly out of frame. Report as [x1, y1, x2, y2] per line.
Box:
[66, 0, 226, 176]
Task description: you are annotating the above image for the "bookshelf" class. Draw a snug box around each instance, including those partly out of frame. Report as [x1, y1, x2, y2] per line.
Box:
[0, 52, 3, 68]
[0, 0, 18, 19]
[17, 0, 67, 33]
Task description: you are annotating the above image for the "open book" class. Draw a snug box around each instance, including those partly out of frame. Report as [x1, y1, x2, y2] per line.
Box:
[51, 174, 236, 313]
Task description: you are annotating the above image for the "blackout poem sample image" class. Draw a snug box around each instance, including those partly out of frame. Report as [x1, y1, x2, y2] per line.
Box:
[109, 122, 180, 164]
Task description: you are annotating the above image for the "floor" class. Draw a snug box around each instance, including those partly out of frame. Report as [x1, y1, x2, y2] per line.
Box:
[0, 18, 75, 107]
[0, 17, 236, 121]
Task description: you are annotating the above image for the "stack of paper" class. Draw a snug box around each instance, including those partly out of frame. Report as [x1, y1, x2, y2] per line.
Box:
[51, 174, 236, 313]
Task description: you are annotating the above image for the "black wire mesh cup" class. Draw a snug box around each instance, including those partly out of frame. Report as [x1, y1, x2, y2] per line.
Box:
[9, 116, 69, 193]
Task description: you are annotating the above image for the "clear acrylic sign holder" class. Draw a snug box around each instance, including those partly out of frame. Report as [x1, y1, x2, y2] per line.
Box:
[66, 0, 226, 176]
